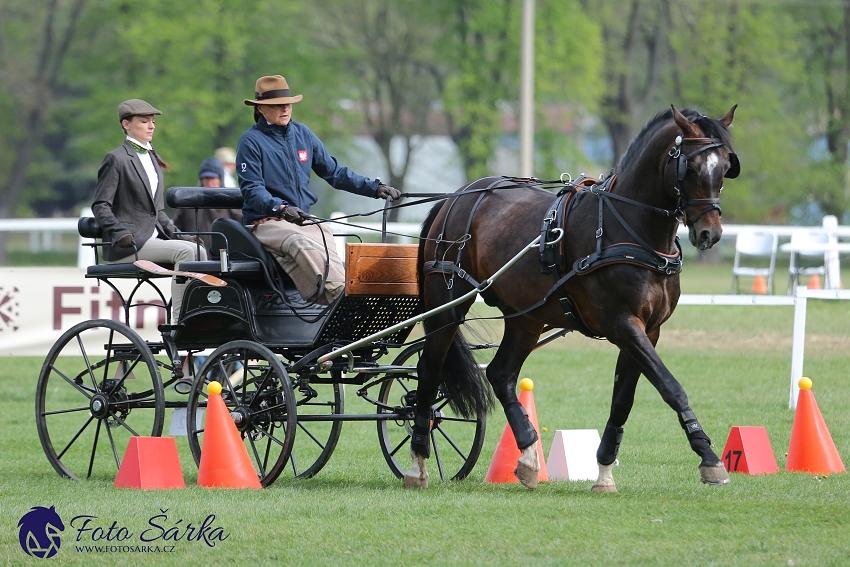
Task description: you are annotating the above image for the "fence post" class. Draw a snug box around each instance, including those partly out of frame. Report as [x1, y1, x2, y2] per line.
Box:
[789, 288, 808, 409]
[822, 215, 840, 289]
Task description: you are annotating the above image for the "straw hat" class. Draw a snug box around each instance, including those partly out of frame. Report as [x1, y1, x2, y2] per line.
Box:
[243, 75, 303, 106]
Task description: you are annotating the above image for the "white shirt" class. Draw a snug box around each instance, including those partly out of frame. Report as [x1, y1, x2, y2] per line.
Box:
[126, 136, 159, 239]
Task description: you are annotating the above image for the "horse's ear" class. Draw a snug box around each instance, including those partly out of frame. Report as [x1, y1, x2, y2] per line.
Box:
[671, 105, 698, 137]
[720, 104, 737, 126]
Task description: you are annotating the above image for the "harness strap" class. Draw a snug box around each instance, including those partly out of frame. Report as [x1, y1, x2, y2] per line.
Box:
[423, 260, 483, 289]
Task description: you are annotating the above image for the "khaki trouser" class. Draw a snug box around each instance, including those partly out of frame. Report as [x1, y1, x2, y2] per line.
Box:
[251, 218, 344, 305]
[110, 238, 207, 320]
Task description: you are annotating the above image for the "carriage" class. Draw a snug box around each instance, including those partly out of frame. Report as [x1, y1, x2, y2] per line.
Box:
[35, 186, 522, 486]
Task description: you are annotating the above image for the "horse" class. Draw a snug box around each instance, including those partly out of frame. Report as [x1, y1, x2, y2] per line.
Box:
[405, 105, 740, 491]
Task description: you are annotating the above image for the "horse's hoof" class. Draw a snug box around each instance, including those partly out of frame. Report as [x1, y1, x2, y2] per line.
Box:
[590, 482, 618, 494]
[699, 462, 731, 485]
[403, 474, 428, 489]
[514, 463, 539, 489]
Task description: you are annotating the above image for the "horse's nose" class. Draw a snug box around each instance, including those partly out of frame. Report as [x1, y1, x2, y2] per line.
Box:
[698, 227, 722, 251]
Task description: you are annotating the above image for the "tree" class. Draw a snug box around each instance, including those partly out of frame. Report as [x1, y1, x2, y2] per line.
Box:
[310, 0, 446, 223]
[0, 0, 87, 263]
[794, 1, 850, 219]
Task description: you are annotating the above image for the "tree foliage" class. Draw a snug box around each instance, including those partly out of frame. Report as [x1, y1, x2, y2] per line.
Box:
[2, 0, 850, 264]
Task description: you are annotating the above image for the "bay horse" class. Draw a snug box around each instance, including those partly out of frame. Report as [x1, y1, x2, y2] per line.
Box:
[406, 105, 739, 491]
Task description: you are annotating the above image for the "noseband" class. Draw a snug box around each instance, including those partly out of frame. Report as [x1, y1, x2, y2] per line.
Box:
[667, 136, 739, 227]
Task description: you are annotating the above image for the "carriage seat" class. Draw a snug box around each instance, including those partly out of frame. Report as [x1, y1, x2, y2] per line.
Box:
[78, 216, 173, 279]
[177, 217, 297, 287]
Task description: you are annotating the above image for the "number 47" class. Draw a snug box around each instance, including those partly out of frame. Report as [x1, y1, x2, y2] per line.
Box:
[724, 449, 742, 471]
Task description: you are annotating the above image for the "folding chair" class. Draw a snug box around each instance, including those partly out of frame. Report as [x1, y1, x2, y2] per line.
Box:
[787, 229, 830, 293]
[730, 229, 778, 294]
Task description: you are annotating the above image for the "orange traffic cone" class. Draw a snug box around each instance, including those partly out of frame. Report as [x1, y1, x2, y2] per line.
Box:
[786, 377, 845, 474]
[197, 381, 262, 489]
[752, 275, 768, 294]
[484, 378, 548, 484]
[807, 274, 822, 290]
[114, 437, 185, 489]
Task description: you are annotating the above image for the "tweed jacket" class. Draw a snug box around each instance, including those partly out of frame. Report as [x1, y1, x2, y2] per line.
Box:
[92, 140, 179, 261]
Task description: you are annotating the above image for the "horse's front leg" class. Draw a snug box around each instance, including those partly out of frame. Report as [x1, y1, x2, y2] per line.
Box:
[614, 319, 729, 486]
[488, 318, 544, 488]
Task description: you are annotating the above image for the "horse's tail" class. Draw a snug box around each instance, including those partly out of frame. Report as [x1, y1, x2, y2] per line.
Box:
[418, 201, 495, 420]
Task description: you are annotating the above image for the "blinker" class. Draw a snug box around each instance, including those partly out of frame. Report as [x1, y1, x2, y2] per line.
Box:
[676, 153, 688, 181]
[725, 153, 740, 179]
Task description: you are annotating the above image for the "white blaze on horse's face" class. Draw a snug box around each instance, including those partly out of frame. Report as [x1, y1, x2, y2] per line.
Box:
[705, 153, 720, 178]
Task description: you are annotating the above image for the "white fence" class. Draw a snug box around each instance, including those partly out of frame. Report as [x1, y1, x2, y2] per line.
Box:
[678, 289, 850, 410]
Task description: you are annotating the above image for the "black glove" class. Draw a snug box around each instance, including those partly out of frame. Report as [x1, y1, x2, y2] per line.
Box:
[114, 233, 135, 248]
[376, 183, 401, 201]
[279, 204, 308, 225]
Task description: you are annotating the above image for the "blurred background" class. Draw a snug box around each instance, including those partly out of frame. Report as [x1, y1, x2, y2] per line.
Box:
[1, 0, 849, 269]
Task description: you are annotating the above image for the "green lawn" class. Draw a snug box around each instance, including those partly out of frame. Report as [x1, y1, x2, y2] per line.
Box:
[3, 298, 850, 565]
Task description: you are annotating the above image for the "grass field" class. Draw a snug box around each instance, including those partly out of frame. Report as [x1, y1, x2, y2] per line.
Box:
[2, 262, 850, 566]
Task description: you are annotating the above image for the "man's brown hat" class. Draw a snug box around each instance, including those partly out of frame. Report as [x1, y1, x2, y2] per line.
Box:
[244, 75, 303, 106]
[118, 99, 161, 121]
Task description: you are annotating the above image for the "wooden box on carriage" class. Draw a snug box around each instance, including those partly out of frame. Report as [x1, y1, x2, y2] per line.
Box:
[344, 243, 419, 296]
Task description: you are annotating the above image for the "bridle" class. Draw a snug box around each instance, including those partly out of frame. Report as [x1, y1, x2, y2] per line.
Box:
[667, 135, 740, 227]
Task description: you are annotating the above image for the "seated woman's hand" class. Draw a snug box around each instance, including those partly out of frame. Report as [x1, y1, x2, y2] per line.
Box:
[114, 233, 136, 248]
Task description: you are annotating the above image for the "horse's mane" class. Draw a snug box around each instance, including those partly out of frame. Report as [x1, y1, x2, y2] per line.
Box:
[616, 107, 734, 173]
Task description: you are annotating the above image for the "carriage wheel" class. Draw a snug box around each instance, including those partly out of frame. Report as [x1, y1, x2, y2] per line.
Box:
[35, 319, 164, 480]
[186, 340, 296, 487]
[377, 343, 486, 481]
[278, 377, 344, 479]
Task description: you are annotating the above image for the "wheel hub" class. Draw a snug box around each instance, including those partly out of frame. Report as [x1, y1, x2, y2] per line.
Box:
[90, 394, 110, 419]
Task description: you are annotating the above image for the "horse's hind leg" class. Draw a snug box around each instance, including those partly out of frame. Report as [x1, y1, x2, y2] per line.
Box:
[404, 298, 476, 488]
[488, 317, 545, 488]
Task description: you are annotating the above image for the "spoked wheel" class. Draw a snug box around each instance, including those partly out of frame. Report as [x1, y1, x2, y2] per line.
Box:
[186, 340, 296, 487]
[279, 377, 344, 479]
[377, 343, 486, 481]
[35, 319, 164, 480]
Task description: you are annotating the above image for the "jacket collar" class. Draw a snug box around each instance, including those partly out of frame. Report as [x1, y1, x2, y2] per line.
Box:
[258, 118, 290, 137]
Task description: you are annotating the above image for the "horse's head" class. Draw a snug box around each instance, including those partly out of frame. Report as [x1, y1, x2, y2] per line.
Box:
[668, 105, 739, 251]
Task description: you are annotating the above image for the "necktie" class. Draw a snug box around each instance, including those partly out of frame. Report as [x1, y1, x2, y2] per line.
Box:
[129, 141, 148, 154]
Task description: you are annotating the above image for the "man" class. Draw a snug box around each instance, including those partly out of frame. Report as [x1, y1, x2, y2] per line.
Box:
[215, 146, 238, 188]
[236, 74, 399, 304]
[173, 157, 243, 251]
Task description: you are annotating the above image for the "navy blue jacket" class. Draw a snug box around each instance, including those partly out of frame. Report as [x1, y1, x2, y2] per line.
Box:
[236, 119, 380, 223]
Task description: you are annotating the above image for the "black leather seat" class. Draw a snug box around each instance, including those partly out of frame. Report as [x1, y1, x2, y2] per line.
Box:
[78, 216, 173, 278]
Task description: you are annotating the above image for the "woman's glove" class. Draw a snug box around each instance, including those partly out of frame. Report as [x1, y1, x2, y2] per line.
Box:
[279, 204, 308, 225]
[376, 183, 400, 200]
[114, 233, 135, 248]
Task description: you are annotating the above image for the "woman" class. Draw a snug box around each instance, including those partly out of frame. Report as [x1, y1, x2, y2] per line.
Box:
[92, 98, 207, 322]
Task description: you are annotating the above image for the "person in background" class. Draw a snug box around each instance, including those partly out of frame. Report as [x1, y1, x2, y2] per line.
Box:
[173, 157, 243, 251]
[92, 99, 207, 322]
[236, 74, 400, 304]
[215, 146, 238, 187]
